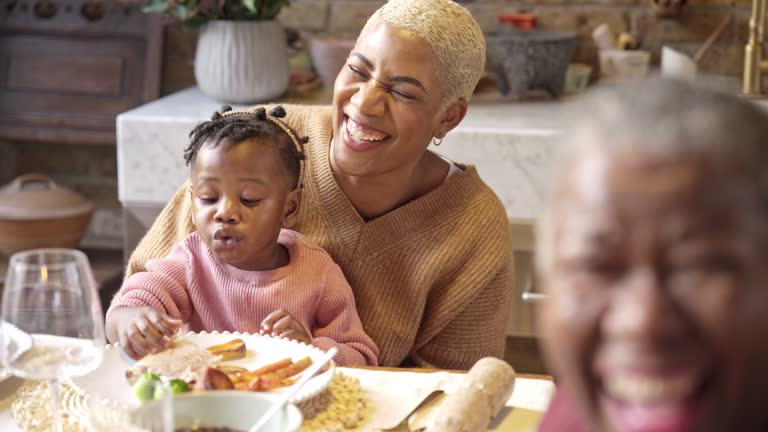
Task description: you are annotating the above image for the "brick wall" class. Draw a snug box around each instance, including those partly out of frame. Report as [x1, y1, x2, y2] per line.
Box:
[162, 0, 751, 94]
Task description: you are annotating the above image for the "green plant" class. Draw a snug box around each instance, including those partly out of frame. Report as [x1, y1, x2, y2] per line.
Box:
[142, 0, 290, 30]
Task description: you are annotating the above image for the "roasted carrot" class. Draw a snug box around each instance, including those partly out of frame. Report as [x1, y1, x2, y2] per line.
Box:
[249, 358, 293, 376]
[247, 373, 288, 391]
[273, 357, 312, 379]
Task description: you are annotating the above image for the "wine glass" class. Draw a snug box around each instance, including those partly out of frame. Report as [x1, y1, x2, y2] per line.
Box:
[1, 248, 105, 432]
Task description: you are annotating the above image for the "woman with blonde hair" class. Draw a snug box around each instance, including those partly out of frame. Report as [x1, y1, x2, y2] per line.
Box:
[120, 0, 513, 370]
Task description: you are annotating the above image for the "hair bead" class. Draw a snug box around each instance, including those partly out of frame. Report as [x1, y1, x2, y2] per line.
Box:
[269, 106, 287, 118]
[253, 107, 267, 120]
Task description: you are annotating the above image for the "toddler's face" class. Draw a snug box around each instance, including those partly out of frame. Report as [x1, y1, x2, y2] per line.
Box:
[539, 152, 768, 432]
[190, 138, 299, 271]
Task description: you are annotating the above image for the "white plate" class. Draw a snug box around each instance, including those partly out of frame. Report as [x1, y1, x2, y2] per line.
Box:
[71, 331, 335, 409]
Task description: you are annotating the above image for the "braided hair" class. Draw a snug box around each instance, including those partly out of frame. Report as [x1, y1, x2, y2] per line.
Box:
[183, 105, 310, 189]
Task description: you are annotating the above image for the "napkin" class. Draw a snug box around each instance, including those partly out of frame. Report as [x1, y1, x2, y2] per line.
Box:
[338, 368, 454, 430]
[337, 365, 555, 431]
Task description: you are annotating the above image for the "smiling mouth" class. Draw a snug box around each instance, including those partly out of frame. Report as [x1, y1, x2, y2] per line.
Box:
[343, 116, 390, 149]
[599, 371, 710, 432]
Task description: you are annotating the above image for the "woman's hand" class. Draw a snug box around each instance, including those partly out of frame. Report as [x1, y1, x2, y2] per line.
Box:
[260, 309, 312, 345]
[110, 307, 183, 360]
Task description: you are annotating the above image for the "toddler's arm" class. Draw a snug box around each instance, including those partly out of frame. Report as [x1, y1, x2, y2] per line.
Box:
[106, 241, 196, 352]
[311, 264, 379, 367]
[106, 306, 182, 359]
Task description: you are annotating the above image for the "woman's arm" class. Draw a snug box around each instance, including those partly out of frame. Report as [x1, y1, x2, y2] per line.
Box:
[311, 264, 380, 367]
[112, 182, 196, 308]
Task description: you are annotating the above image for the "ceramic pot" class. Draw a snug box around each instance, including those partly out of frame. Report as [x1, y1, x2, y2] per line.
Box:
[308, 35, 355, 89]
[486, 29, 578, 100]
[0, 174, 94, 256]
[195, 20, 289, 104]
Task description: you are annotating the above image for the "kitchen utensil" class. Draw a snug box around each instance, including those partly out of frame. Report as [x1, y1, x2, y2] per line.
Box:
[661, 46, 697, 78]
[381, 389, 445, 431]
[661, 14, 731, 79]
[0, 174, 93, 256]
[486, 29, 579, 100]
[692, 14, 732, 64]
[598, 49, 651, 81]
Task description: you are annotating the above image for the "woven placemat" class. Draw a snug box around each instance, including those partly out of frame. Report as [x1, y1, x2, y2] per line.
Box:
[11, 372, 369, 432]
[11, 381, 89, 432]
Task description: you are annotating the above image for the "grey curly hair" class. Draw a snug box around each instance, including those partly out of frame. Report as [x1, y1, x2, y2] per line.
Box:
[535, 78, 768, 273]
[361, 0, 486, 103]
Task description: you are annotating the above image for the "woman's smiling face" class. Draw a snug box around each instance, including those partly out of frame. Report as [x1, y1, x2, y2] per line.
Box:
[539, 152, 768, 432]
[330, 20, 446, 178]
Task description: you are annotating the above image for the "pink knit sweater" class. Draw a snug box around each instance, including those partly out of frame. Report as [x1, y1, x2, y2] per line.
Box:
[110, 229, 378, 367]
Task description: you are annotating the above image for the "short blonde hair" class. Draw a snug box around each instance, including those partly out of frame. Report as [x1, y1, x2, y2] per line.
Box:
[362, 0, 485, 103]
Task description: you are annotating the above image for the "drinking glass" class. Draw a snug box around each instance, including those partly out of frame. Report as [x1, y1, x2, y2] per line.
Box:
[1, 248, 105, 432]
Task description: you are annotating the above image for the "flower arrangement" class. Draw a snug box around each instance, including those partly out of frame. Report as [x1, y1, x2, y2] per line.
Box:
[142, 0, 291, 30]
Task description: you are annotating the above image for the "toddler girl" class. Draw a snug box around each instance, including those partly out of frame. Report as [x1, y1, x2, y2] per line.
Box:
[106, 106, 378, 367]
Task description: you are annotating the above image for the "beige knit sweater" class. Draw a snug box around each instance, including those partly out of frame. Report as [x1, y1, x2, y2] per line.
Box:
[124, 104, 515, 370]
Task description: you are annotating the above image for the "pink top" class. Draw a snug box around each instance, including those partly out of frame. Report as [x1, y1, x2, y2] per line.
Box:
[111, 229, 378, 367]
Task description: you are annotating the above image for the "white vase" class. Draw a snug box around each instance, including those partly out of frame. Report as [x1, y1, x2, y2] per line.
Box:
[194, 20, 289, 104]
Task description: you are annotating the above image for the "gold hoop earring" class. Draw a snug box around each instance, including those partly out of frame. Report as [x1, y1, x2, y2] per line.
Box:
[432, 137, 443, 146]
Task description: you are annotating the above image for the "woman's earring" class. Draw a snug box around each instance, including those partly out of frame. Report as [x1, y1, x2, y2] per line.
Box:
[432, 137, 443, 146]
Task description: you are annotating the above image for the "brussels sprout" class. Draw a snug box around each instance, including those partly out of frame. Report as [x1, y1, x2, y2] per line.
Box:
[132, 373, 160, 402]
[169, 378, 190, 394]
[153, 378, 190, 399]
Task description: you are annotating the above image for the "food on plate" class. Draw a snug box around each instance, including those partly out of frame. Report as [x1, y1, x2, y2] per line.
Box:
[246, 356, 313, 391]
[164, 379, 191, 397]
[125, 340, 221, 384]
[125, 336, 319, 402]
[133, 372, 161, 402]
[132, 372, 190, 402]
[194, 366, 235, 391]
[272, 357, 312, 379]
[206, 338, 246, 361]
[249, 357, 292, 376]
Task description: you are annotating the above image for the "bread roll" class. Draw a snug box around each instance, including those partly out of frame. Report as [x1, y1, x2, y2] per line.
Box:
[425, 357, 516, 432]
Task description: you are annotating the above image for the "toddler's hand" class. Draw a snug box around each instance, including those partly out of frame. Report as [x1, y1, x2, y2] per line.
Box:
[112, 307, 183, 360]
[260, 309, 312, 345]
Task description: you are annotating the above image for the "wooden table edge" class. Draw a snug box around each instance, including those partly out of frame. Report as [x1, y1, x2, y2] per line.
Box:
[348, 365, 553, 381]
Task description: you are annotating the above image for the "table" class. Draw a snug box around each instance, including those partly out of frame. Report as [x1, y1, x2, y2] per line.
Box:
[0, 367, 555, 431]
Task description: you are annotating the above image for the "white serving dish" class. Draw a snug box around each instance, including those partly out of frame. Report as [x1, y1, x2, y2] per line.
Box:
[72, 331, 335, 411]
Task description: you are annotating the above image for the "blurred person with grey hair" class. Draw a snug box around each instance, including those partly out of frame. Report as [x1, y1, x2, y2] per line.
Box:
[536, 78, 768, 431]
[117, 0, 514, 370]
